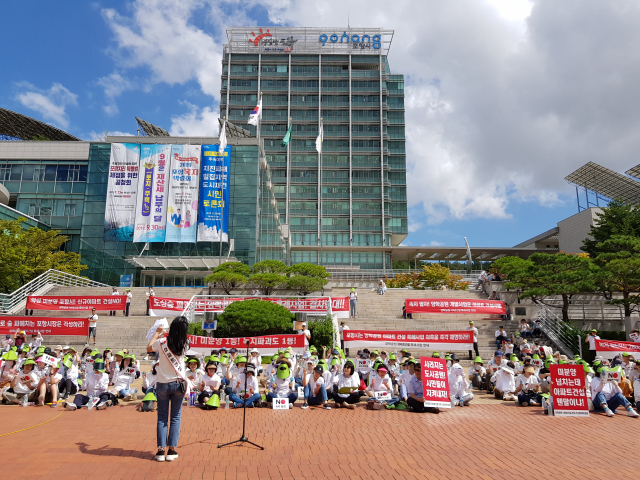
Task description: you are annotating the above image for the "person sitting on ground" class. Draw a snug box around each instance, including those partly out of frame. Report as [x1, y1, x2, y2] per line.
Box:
[143, 361, 158, 395]
[398, 360, 415, 401]
[65, 360, 112, 410]
[0, 350, 18, 389]
[332, 359, 361, 409]
[520, 338, 533, 357]
[495, 326, 507, 350]
[486, 351, 507, 392]
[621, 352, 636, 381]
[58, 354, 79, 400]
[449, 354, 473, 407]
[406, 364, 439, 414]
[518, 319, 532, 339]
[16, 346, 29, 370]
[402, 303, 412, 319]
[591, 365, 639, 417]
[248, 348, 263, 376]
[199, 361, 222, 409]
[503, 338, 514, 356]
[2, 358, 39, 404]
[532, 320, 543, 338]
[316, 359, 335, 395]
[489, 291, 499, 300]
[377, 278, 386, 295]
[225, 355, 246, 396]
[266, 360, 297, 409]
[229, 363, 261, 408]
[185, 357, 204, 386]
[366, 364, 400, 408]
[36, 359, 62, 407]
[468, 357, 486, 390]
[110, 354, 137, 401]
[302, 364, 331, 410]
[515, 366, 542, 406]
[491, 361, 516, 401]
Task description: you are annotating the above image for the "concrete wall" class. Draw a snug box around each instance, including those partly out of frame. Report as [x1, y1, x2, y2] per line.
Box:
[557, 207, 602, 254]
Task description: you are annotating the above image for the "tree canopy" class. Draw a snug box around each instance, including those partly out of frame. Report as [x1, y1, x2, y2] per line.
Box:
[204, 262, 251, 295]
[287, 263, 330, 295]
[0, 218, 87, 293]
[216, 299, 295, 337]
[581, 200, 640, 256]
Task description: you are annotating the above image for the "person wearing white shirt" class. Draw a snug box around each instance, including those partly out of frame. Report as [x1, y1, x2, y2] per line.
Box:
[302, 364, 331, 409]
[449, 354, 473, 406]
[248, 348, 263, 376]
[348, 288, 357, 318]
[486, 352, 507, 392]
[229, 363, 260, 408]
[377, 279, 386, 295]
[406, 367, 440, 414]
[495, 326, 507, 350]
[468, 357, 487, 390]
[398, 361, 416, 401]
[146, 287, 155, 316]
[124, 288, 132, 316]
[87, 308, 98, 346]
[1, 334, 14, 353]
[503, 339, 514, 356]
[111, 355, 137, 401]
[591, 367, 639, 417]
[2, 358, 39, 404]
[266, 361, 297, 408]
[620, 353, 636, 381]
[143, 362, 158, 395]
[630, 329, 640, 343]
[490, 361, 516, 400]
[185, 357, 204, 386]
[65, 360, 111, 410]
[366, 364, 399, 407]
[300, 323, 311, 347]
[331, 360, 360, 409]
[514, 366, 541, 406]
[198, 361, 222, 407]
[29, 332, 43, 352]
[110, 286, 119, 316]
[225, 354, 246, 396]
[585, 329, 600, 364]
[467, 321, 479, 360]
[632, 361, 640, 411]
[340, 322, 350, 356]
[36, 361, 62, 407]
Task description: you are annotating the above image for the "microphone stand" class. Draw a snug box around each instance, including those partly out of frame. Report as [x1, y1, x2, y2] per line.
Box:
[218, 340, 264, 450]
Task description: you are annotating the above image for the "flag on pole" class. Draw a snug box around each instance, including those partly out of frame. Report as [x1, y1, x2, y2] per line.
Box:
[219, 118, 227, 151]
[281, 120, 292, 147]
[248, 96, 262, 126]
[315, 118, 323, 153]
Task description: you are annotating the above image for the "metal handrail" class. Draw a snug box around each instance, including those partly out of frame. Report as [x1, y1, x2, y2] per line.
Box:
[0, 269, 110, 314]
[532, 303, 578, 356]
[538, 298, 625, 322]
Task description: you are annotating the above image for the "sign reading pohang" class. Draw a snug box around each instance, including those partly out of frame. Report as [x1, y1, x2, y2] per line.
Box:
[319, 31, 382, 50]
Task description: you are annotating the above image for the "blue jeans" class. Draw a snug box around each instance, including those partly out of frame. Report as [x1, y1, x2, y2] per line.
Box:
[399, 384, 408, 400]
[304, 384, 328, 405]
[593, 392, 630, 412]
[118, 388, 132, 398]
[156, 381, 184, 449]
[229, 392, 261, 407]
[267, 392, 298, 404]
[518, 392, 541, 405]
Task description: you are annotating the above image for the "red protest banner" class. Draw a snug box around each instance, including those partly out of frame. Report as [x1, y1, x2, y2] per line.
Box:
[188, 333, 306, 355]
[420, 356, 451, 409]
[550, 364, 589, 417]
[26, 295, 126, 311]
[344, 330, 473, 350]
[0, 317, 88, 336]
[595, 338, 640, 360]
[149, 296, 192, 317]
[405, 299, 506, 315]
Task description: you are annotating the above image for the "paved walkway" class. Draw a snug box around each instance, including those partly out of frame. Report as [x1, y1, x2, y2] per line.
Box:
[2, 391, 640, 480]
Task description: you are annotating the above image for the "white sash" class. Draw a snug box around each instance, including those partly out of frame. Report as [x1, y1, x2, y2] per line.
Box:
[159, 338, 194, 397]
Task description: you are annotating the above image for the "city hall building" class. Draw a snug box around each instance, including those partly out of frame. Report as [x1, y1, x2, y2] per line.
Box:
[0, 27, 408, 286]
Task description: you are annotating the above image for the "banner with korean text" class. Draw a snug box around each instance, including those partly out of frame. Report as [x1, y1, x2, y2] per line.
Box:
[197, 144, 230, 242]
[550, 364, 589, 417]
[420, 357, 451, 409]
[343, 330, 473, 350]
[149, 296, 348, 318]
[26, 295, 126, 311]
[595, 338, 640, 360]
[104, 143, 140, 241]
[165, 144, 201, 243]
[188, 333, 305, 355]
[133, 144, 171, 242]
[405, 299, 506, 315]
[0, 317, 88, 336]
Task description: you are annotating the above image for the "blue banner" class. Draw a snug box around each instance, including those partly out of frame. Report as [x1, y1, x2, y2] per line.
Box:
[197, 145, 230, 242]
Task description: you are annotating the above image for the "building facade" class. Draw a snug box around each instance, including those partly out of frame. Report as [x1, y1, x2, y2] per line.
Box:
[222, 27, 408, 270]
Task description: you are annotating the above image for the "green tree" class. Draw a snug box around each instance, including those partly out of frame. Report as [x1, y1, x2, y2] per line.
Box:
[581, 200, 640, 256]
[287, 263, 330, 295]
[0, 218, 87, 293]
[216, 299, 294, 337]
[249, 260, 288, 295]
[418, 264, 450, 289]
[308, 316, 336, 353]
[593, 235, 640, 317]
[204, 261, 251, 295]
[493, 253, 598, 321]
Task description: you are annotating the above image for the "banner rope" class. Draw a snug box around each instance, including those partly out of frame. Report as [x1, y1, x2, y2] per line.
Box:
[0, 411, 63, 437]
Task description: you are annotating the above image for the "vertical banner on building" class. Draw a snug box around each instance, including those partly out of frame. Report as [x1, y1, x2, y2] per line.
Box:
[133, 144, 170, 242]
[420, 356, 451, 409]
[550, 364, 589, 417]
[197, 144, 230, 242]
[104, 143, 140, 241]
[165, 144, 201, 243]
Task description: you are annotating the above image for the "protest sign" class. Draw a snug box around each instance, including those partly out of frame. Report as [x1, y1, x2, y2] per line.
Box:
[420, 356, 451, 409]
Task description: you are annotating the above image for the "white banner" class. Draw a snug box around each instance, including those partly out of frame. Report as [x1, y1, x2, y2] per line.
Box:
[165, 144, 201, 243]
[104, 143, 140, 241]
[133, 144, 171, 242]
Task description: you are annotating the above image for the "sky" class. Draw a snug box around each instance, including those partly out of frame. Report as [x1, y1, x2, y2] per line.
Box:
[2, 0, 638, 250]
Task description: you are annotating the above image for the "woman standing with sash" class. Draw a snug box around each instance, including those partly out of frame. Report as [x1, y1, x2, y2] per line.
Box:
[147, 316, 190, 462]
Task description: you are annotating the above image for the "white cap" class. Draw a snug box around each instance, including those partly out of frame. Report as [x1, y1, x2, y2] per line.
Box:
[250, 347, 259, 353]
[63, 345, 70, 350]
[55, 345, 63, 350]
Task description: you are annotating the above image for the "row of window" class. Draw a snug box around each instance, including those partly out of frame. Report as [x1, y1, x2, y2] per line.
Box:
[289, 217, 383, 226]
[225, 79, 403, 90]
[0, 164, 88, 182]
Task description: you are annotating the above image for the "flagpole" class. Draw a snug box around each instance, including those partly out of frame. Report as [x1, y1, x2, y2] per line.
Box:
[219, 117, 226, 267]
[319, 117, 323, 267]
[257, 92, 262, 263]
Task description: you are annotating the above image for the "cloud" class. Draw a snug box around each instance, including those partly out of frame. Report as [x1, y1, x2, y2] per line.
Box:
[408, 220, 423, 233]
[88, 130, 135, 141]
[15, 82, 78, 128]
[169, 102, 220, 137]
[429, 240, 445, 247]
[97, 72, 135, 115]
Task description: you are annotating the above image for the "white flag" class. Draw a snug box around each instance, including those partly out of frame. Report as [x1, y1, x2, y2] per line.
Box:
[248, 97, 262, 126]
[219, 119, 227, 151]
[315, 120, 323, 153]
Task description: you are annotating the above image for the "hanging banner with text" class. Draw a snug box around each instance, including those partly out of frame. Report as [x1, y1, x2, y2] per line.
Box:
[149, 296, 349, 318]
[104, 143, 140, 242]
[405, 299, 506, 315]
[595, 338, 640, 360]
[26, 295, 126, 311]
[133, 144, 171, 242]
[420, 356, 451, 409]
[197, 144, 230, 242]
[165, 144, 201, 243]
[0, 317, 88, 336]
[188, 333, 305, 355]
[343, 330, 473, 350]
[550, 364, 589, 417]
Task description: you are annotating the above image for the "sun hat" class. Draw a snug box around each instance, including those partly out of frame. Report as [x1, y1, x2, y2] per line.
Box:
[474, 356, 483, 364]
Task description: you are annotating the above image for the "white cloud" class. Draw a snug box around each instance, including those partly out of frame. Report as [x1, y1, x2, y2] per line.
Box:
[97, 72, 135, 115]
[408, 220, 423, 233]
[169, 102, 220, 137]
[429, 240, 445, 246]
[88, 130, 135, 141]
[15, 82, 78, 128]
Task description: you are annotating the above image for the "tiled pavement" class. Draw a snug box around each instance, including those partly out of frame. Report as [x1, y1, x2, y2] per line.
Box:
[2, 388, 640, 480]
